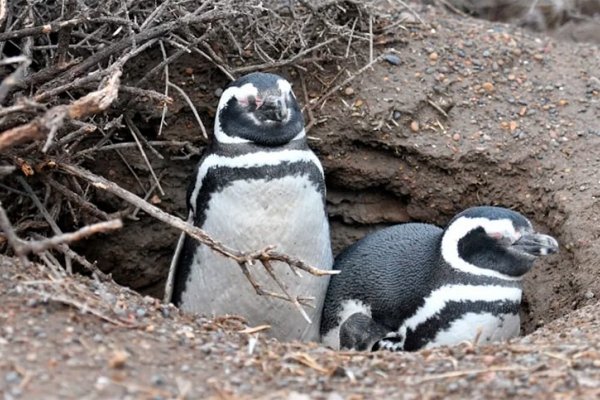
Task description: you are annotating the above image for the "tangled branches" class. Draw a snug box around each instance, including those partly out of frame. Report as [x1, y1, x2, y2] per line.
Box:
[0, 0, 408, 316]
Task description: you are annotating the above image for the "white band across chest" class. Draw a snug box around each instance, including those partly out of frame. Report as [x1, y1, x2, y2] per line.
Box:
[189, 149, 324, 214]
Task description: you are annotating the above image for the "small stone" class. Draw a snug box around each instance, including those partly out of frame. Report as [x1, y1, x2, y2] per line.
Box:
[184, 67, 194, 75]
[410, 121, 420, 132]
[383, 54, 401, 65]
[452, 133, 461, 141]
[5, 371, 20, 384]
[108, 350, 129, 369]
[151, 375, 165, 386]
[508, 74, 516, 81]
[95, 376, 110, 390]
[482, 82, 495, 93]
[214, 88, 223, 98]
[327, 392, 344, 400]
[135, 308, 147, 318]
[558, 99, 568, 106]
[344, 87, 354, 96]
[288, 392, 311, 400]
[584, 291, 594, 299]
[429, 52, 438, 62]
[533, 54, 544, 61]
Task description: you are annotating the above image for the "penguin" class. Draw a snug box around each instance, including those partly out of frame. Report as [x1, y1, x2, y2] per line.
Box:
[320, 206, 559, 351]
[168, 72, 333, 342]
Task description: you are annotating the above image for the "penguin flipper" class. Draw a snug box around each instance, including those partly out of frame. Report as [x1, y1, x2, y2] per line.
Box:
[339, 313, 391, 351]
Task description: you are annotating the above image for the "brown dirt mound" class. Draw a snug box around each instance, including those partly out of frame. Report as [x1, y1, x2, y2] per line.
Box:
[1, 2, 600, 398]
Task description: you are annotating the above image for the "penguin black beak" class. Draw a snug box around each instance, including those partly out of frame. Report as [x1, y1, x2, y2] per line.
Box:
[511, 232, 559, 257]
[256, 96, 288, 122]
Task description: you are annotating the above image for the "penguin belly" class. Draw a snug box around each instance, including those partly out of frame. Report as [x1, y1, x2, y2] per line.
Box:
[179, 175, 332, 342]
[425, 312, 520, 348]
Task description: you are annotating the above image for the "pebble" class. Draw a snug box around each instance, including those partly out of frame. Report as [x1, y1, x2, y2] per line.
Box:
[584, 291, 594, 299]
[108, 350, 129, 369]
[383, 54, 401, 65]
[452, 133, 461, 141]
[135, 308, 147, 318]
[214, 88, 223, 97]
[482, 82, 495, 93]
[151, 374, 165, 386]
[5, 371, 20, 384]
[288, 392, 311, 400]
[429, 52, 439, 62]
[327, 393, 344, 400]
[410, 121, 420, 132]
[344, 87, 355, 96]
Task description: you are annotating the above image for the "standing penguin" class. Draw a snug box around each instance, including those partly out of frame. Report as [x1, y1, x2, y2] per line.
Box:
[320, 206, 559, 351]
[169, 72, 333, 342]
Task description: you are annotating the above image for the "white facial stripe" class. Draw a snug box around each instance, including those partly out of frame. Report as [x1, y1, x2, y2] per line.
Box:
[403, 284, 522, 331]
[214, 83, 258, 144]
[189, 149, 324, 214]
[441, 217, 522, 281]
[277, 79, 292, 96]
[292, 128, 306, 141]
[321, 299, 372, 350]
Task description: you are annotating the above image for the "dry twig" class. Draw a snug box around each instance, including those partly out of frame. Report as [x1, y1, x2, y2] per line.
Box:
[59, 163, 338, 319]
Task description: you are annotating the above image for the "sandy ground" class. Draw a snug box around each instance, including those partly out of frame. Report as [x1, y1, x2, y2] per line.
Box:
[1, 2, 600, 399]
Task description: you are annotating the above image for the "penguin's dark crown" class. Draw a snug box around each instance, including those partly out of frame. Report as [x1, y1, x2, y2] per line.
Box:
[214, 72, 304, 146]
[440, 206, 559, 280]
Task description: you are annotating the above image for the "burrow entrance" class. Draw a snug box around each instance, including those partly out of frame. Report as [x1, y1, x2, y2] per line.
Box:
[75, 124, 579, 337]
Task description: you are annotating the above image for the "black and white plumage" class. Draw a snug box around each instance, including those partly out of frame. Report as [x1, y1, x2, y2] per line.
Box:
[320, 206, 559, 351]
[168, 72, 333, 342]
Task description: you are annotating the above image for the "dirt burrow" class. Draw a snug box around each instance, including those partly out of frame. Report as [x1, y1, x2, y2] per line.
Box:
[77, 8, 600, 339]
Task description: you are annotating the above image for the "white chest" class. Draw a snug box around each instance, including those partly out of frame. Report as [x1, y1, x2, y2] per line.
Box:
[180, 175, 333, 342]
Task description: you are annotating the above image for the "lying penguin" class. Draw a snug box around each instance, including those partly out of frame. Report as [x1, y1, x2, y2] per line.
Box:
[167, 72, 333, 342]
[320, 206, 559, 351]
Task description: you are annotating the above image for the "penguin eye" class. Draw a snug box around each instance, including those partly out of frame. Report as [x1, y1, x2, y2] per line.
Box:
[237, 95, 263, 111]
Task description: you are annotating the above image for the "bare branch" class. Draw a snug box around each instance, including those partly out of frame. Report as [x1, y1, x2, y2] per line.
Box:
[59, 163, 338, 310]
[19, 219, 123, 255]
[0, 68, 121, 151]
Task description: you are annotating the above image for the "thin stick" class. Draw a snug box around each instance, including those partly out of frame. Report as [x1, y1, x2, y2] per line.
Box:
[231, 37, 339, 74]
[345, 18, 358, 58]
[0, 0, 6, 27]
[394, 0, 426, 25]
[18, 176, 73, 273]
[168, 82, 208, 140]
[59, 163, 338, 313]
[0, 17, 88, 42]
[416, 366, 529, 384]
[0, 202, 28, 264]
[18, 220, 123, 255]
[0, 69, 121, 151]
[157, 41, 170, 137]
[368, 15, 373, 64]
[125, 116, 165, 195]
[0, 57, 31, 104]
[312, 55, 383, 109]
[163, 215, 190, 303]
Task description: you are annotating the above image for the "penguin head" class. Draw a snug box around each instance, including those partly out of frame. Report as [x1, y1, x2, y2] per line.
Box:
[441, 206, 559, 280]
[214, 72, 305, 146]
